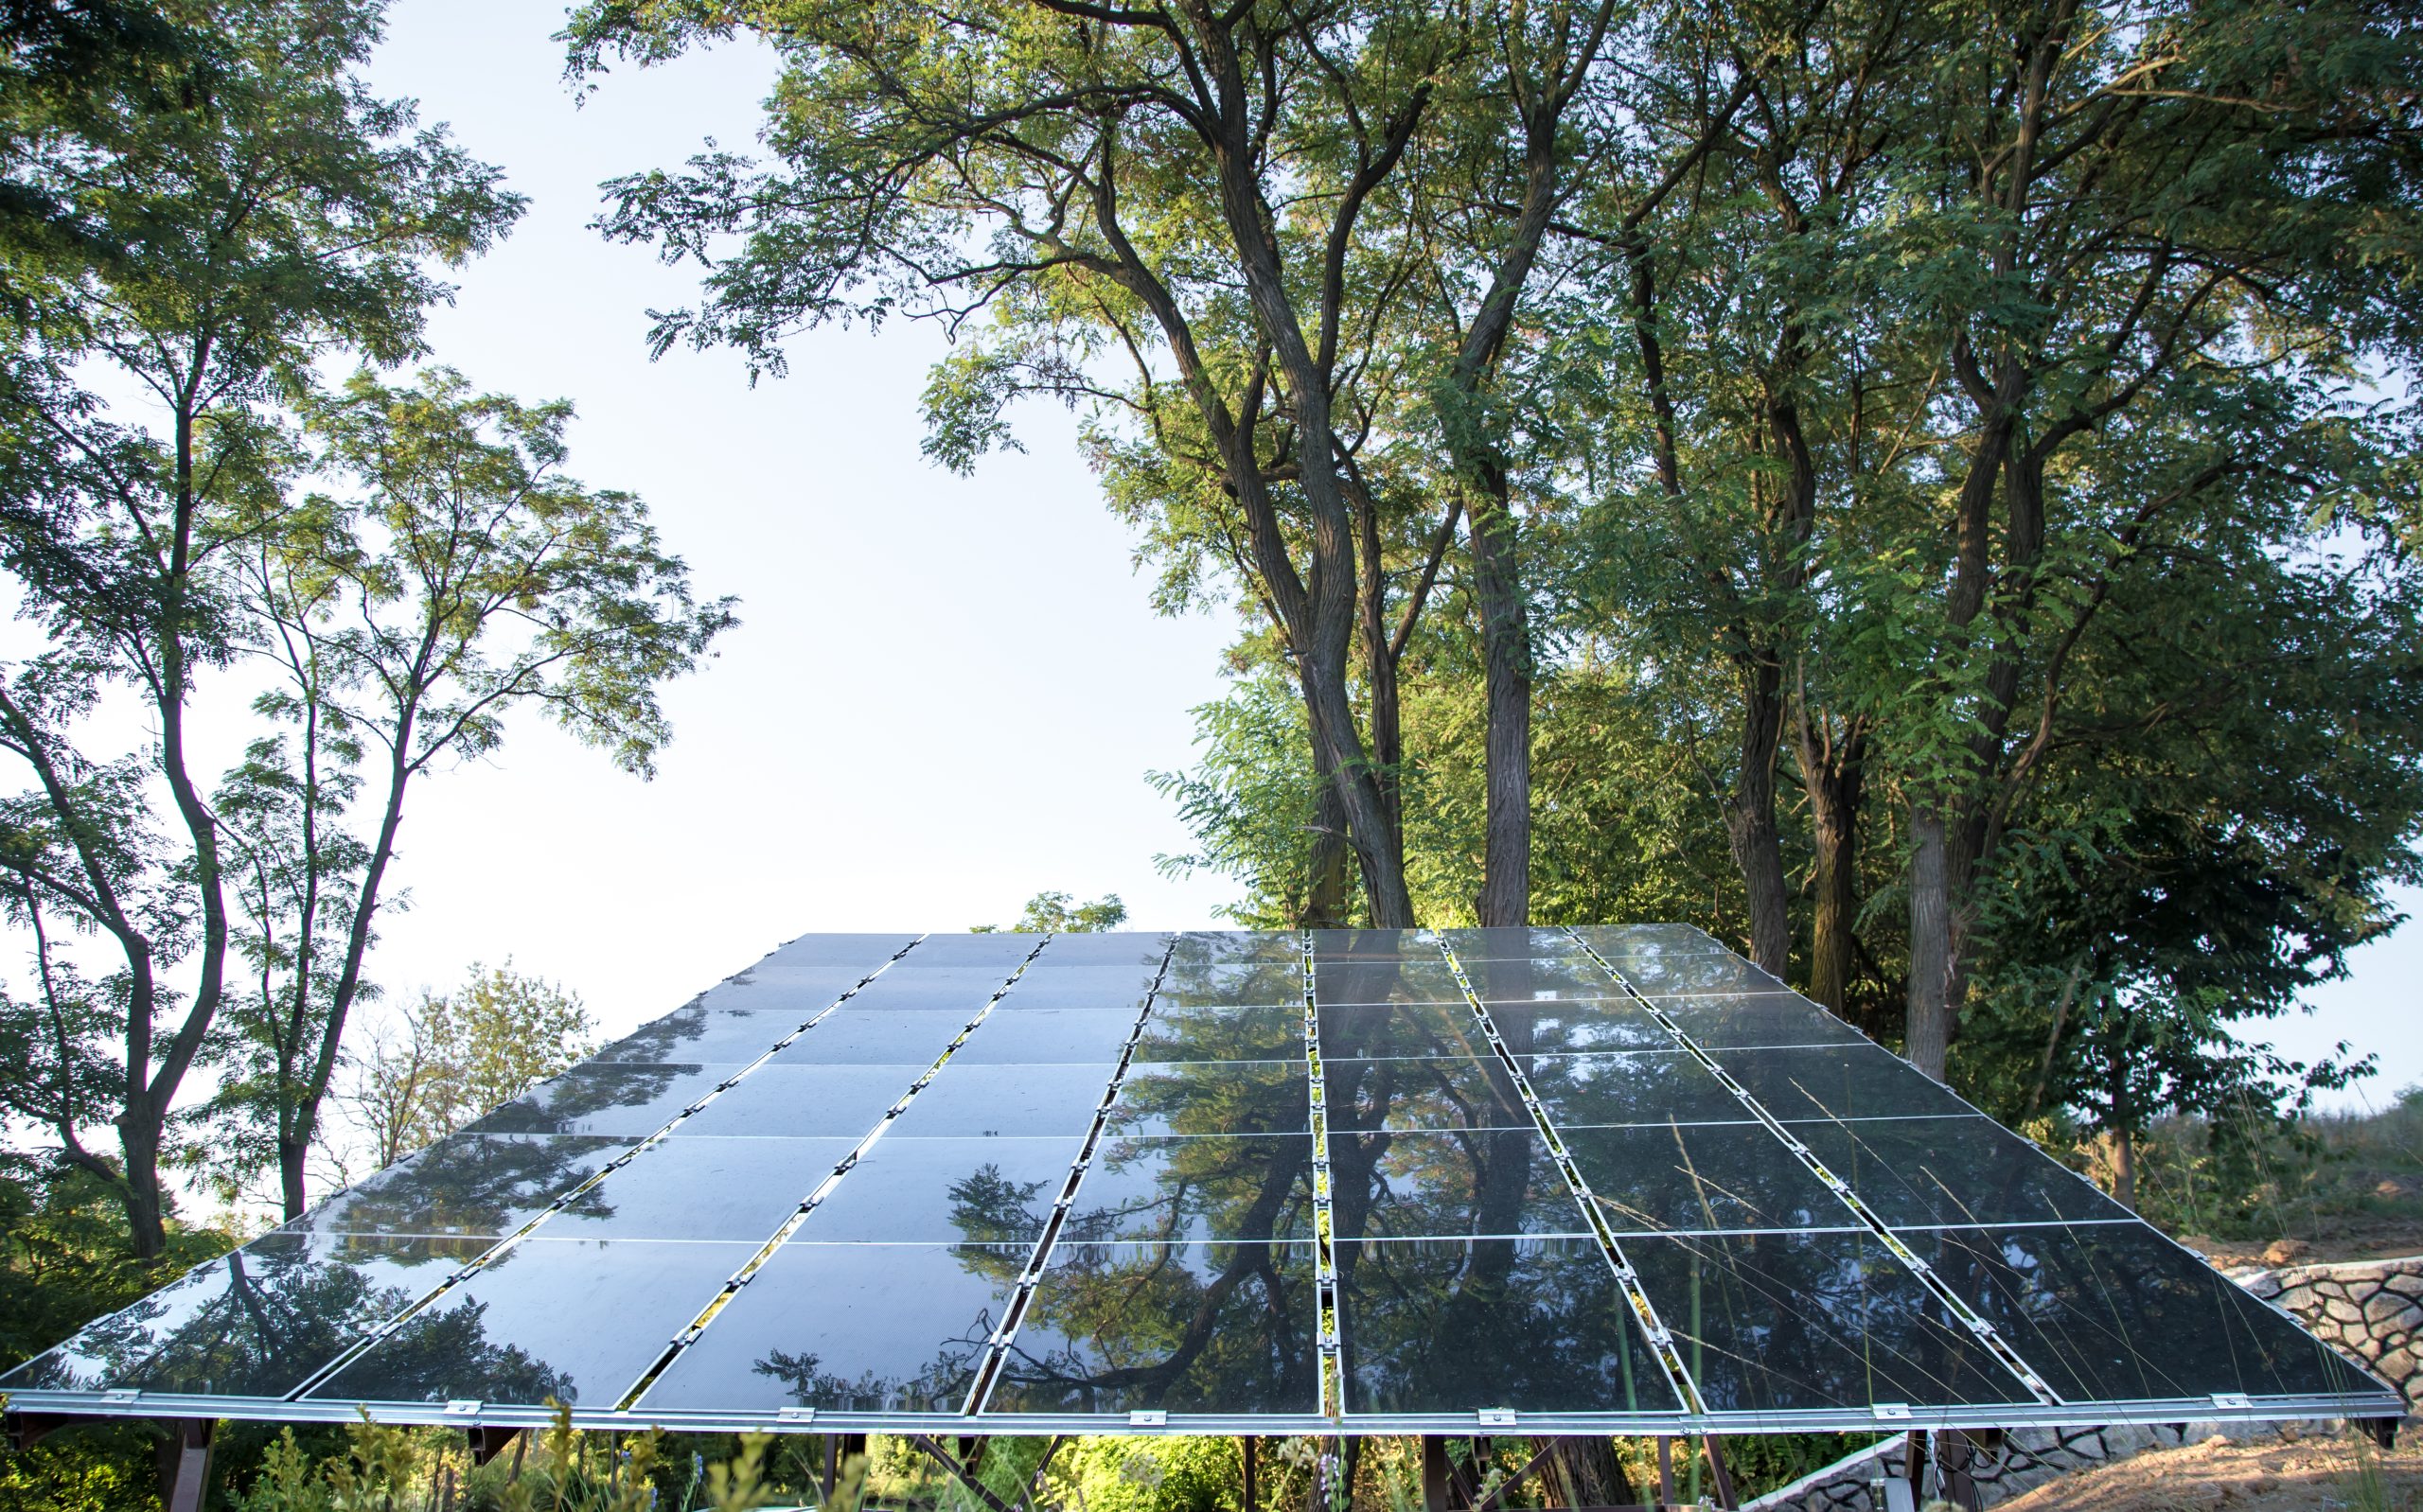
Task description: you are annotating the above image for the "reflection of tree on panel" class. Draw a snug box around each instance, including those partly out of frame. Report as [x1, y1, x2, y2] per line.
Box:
[755, 1342, 988, 1414]
[312, 1134, 618, 1238]
[11, 1234, 500, 1398]
[946, 1165, 1057, 1249]
[990, 1241, 1312, 1413]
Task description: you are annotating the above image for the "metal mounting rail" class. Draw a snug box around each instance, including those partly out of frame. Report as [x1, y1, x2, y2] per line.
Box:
[1559, 927, 2065, 1409]
[1433, 937, 1698, 1416]
[1304, 931, 1345, 1418]
[284, 935, 931, 1403]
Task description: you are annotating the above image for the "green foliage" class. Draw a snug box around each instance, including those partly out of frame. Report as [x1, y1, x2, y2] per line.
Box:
[1044, 1435, 1244, 1512]
[974, 891, 1129, 935]
[347, 961, 597, 1169]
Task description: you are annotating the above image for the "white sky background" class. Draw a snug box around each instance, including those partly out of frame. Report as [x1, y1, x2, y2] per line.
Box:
[15, 0, 2414, 1158]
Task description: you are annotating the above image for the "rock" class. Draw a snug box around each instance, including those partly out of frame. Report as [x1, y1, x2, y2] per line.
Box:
[2326, 1295, 2365, 1324]
[2279, 1283, 2318, 1312]
[2267, 1239, 2313, 1265]
[2384, 1273, 2423, 1298]
[2364, 1291, 2422, 1325]
[2238, 1268, 2285, 1298]
[2379, 1178, 2408, 1198]
[2375, 1345, 2414, 1380]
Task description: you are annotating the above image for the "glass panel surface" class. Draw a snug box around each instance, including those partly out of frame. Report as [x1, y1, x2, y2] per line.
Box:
[1111, 1061, 1308, 1138]
[673, 1064, 923, 1138]
[1524, 1053, 1744, 1128]
[1562, 1123, 1846, 1236]
[637, 1242, 1026, 1413]
[1792, 1116, 2132, 1229]
[986, 1241, 1318, 1415]
[1032, 933, 1174, 969]
[1170, 932, 1302, 970]
[466, 1064, 734, 1139]
[1158, 959, 1300, 1008]
[1068, 1134, 1317, 1243]
[1318, 1000, 1488, 1060]
[2, 1233, 479, 1397]
[1002, 963, 1163, 1011]
[1434, 927, 1601, 961]
[549, 1136, 859, 1241]
[595, 1007, 802, 1065]
[1492, 1000, 1669, 1055]
[948, 1010, 1140, 1064]
[897, 1062, 1118, 1137]
[1336, 1237, 1678, 1415]
[310, 1238, 757, 1407]
[1909, 1224, 2384, 1403]
[1623, 1230, 2041, 1412]
[1458, 958, 1628, 1001]
[1315, 959, 1462, 1006]
[1717, 1045, 1974, 1123]
[1655, 993, 1866, 1049]
[1569, 925, 1728, 956]
[845, 969, 1019, 1012]
[1312, 928, 1435, 960]
[1601, 954, 1787, 996]
[1132, 1004, 1303, 1064]
[765, 934, 923, 968]
[766, 1009, 976, 1066]
[1326, 1057, 1530, 1134]
[291, 1134, 625, 1239]
[900, 934, 1045, 969]
[1330, 1131, 1589, 1239]
[802, 1135, 1084, 1243]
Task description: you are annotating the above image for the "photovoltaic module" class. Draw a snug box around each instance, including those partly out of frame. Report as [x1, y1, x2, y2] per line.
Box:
[4, 926, 2394, 1435]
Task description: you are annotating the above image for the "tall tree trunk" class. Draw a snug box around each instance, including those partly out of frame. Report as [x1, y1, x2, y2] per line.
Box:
[1724, 659, 1790, 974]
[1799, 724, 1867, 1012]
[1467, 473, 1532, 928]
[1304, 774, 1353, 929]
[120, 1116, 168, 1260]
[1905, 804, 1954, 1081]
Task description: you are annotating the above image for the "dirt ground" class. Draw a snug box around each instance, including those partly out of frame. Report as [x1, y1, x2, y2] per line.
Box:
[1987, 1426, 2423, 1512]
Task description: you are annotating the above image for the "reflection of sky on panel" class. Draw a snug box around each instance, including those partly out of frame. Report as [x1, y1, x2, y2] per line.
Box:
[312, 1238, 753, 1407]
[638, 1242, 1026, 1413]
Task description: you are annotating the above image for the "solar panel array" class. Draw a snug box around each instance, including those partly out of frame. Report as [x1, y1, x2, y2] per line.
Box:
[4, 926, 2393, 1433]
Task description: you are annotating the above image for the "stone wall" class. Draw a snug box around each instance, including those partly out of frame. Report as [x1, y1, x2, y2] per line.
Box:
[1742, 1254, 2421, 1511]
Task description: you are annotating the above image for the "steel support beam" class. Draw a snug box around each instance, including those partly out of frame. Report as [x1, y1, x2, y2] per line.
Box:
[159, 1418, 215, 1512]
[466, 1426, 522, 1467]
[1421, 1435, 1455, 1512]
[1242, 1435, 1259, 1512]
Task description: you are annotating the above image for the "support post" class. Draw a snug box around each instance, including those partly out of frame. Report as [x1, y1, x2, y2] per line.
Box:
[824, 1435, 840, 1504]
[1935, 1429, 1981, 1511]
[467, 1426, 522, 1467]
[1422, 1436, 1453, 1512]
[2362, 1416, 2401, 1450]
[159, 1418, 215, 1512]
[1654, 1437, 1673, 1506]
[1243, 1436, 1258, 1512]
[1703, 1437, 1737, 1510]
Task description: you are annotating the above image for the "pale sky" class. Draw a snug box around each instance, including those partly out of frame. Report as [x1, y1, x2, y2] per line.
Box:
[132, 0, 2415, 1109]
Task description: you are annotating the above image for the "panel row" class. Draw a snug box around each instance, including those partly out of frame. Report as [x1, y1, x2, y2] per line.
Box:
[18, 1220, 2373, 1419]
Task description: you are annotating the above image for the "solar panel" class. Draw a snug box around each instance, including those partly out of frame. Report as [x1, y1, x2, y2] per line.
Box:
[2, 926, 2394, 1437]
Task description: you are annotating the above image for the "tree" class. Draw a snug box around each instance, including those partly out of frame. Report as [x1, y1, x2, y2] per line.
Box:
[974, 890, 1129, 935]
[207, 366, 735, 1218]
[0, 0, 522, 1257]
[347, 961, 596, 1170]
[570, 0, 1500, 927]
